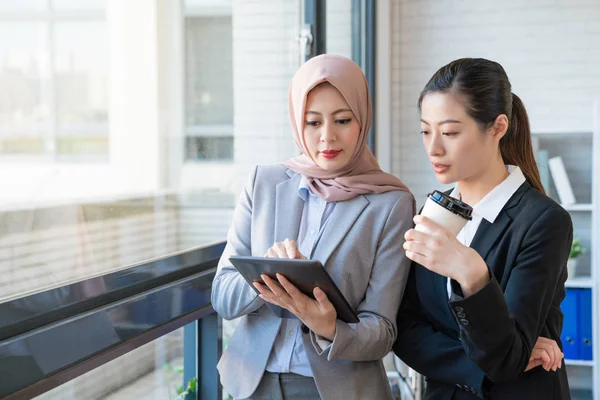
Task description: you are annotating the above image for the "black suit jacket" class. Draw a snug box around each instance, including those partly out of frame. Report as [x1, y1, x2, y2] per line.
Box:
[393, 182, 573, 400]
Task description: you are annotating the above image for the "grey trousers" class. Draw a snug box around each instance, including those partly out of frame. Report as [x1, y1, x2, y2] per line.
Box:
[240, 372, 321, 400]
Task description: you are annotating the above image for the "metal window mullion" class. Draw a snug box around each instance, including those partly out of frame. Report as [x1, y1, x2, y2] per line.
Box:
[351, 0, 361, 65]
[302, 0, 326, 61]
[365, 0, 375, 151]
[351, 0, 376, 152]
[183, 322, 197, 400]
[197, 313, 221, 400]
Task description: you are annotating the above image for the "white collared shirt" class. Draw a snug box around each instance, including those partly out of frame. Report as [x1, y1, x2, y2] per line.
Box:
[447, 165, 526, 297]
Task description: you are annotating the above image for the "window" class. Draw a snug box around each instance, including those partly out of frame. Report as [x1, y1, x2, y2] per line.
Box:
[184, 3, 233, 162]
[0, 1, 107, 160]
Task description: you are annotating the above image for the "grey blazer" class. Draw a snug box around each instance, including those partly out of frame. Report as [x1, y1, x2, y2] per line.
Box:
[211, 164, 414, 400]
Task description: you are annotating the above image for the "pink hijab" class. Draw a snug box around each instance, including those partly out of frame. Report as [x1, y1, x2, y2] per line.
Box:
[283, 54, 410, 202]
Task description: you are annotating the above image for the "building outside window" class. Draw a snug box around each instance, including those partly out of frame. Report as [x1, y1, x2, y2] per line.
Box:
[0, 0, 108, 160]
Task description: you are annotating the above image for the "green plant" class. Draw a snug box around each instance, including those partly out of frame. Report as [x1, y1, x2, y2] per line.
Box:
[569, 237, 585, 259]
[164, 363, 197, 400]
[176, 377, 197, 400]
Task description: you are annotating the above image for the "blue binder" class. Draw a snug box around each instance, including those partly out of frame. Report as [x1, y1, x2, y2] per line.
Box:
[560, 288, 580, 360]
[579, 289, 593, 360]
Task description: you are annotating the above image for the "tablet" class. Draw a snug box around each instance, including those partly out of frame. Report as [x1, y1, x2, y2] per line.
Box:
[229, 255, 360, 324]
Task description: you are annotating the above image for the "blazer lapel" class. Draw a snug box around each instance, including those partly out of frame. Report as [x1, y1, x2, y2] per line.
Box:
[273, 172, 304, 243]
[469, 217, 509, 262]
[469, 182, 529, 261]
[311, 195, 369, 268]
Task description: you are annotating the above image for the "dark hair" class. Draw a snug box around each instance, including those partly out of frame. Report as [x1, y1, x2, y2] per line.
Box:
[418, 58, 545, 194]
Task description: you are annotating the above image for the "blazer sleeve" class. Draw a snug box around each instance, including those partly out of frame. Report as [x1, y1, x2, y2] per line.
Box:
[393, 264, 488, 399]
[211, 165, 265, 320]
[448, 205, 573, 383]
[310, 192, 415, 362]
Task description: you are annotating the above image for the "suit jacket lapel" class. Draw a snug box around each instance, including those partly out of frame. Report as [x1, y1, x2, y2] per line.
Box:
[311, 195, 369, 269]
[469, 182, 529, 261]
[274, 172, 304, 243]
[469, 217, 508, 261]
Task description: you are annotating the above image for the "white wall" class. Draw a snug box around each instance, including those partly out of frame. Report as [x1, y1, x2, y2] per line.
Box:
[230, 0, 300, 178]
[390, 0, 600, 206]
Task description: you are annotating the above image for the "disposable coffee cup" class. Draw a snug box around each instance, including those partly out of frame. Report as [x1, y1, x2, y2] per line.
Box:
[416, 190, 473, 236]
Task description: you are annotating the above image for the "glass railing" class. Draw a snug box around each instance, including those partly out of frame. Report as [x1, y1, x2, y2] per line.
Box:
[0, 192, 235, 304]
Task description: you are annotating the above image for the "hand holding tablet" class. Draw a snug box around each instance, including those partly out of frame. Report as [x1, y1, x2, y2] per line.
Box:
[229, 255, 359, 324]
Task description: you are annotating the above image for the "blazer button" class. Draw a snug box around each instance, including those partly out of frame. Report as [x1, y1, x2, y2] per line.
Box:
[454, 306, 464, 312]
[463, 384, 470, 392]
[455, 384, 462, 388]
[459, 318, 470, 326]
[456, 311, 467, 318]
[470, 387, 477, 394]
[301, 324, 309, 334]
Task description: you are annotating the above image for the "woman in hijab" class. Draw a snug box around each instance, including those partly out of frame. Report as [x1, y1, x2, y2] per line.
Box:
[211, 54, 415, 400]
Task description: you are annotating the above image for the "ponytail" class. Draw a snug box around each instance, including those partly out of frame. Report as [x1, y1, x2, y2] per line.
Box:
[500, 93, 546, 194]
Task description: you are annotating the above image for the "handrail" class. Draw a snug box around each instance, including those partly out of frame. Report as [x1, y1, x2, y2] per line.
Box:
[0, 241, 226, 400]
